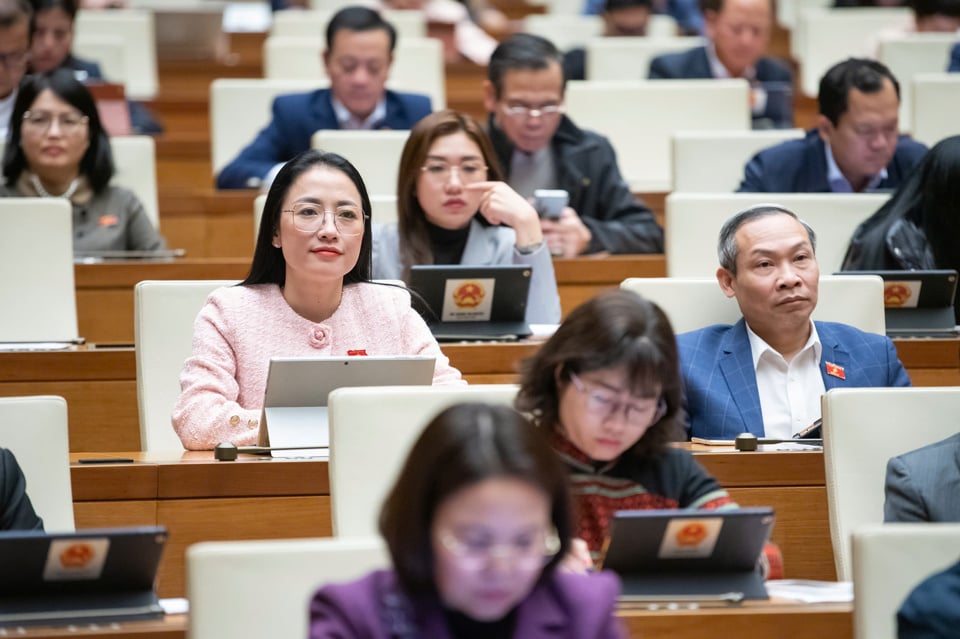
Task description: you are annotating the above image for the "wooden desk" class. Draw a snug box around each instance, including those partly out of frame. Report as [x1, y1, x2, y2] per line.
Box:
[74, 256, 666, 343]
[0, 337, 955, 451]
[70, 447, 834, 599]
[16, 601, 853, 638]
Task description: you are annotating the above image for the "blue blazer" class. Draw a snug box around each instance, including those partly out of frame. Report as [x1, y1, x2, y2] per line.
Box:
[647, 46, 793, 128]
[898, 559, 960, 639]
[738, 128, 927, 193]
[677, 319, 912, 439]
[216, 88, 432, 189]
[884, 433, 960, 523]
[949, 42, 960, 72]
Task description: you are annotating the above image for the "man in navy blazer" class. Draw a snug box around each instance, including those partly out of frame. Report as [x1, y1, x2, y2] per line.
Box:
[648, 0, 793, 129]
[950, 42, 960, 72]
[884, 433, 960, 522]
[739, 58, 927, 193]
[216, 7, 432, 190]
[898, 559, 960, 639]
[678, 206, 910, 440]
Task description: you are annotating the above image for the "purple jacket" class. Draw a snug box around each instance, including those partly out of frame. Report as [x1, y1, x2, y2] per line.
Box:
[309, 569, 627, 639]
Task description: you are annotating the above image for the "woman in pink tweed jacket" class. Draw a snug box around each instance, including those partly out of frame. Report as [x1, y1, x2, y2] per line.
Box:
[172, 150, 464, 450]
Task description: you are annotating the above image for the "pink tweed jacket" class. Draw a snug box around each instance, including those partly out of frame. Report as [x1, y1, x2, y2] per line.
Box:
[172, 282, 464, 450]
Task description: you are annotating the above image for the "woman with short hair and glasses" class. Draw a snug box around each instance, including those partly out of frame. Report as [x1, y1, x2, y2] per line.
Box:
[309, 402, 626, 638]
[516, 289, 739, 561]
[0, 69, 164, 250]
[373, 109, 561, 324]
[172, 149, 462, 450]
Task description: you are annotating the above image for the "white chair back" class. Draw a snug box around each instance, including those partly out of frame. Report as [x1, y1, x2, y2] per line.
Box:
[71, 36, 125, 85]
[776, 0, 830, 29]
[878, 34, 958, 132]
[254, 193, 398, 242]
[564, 79, 750, 191]
[328, 385, 519, 537]
[0, 396, 73, 531]
[307, 0, 359, 9]
[271, 8, 426, 40]
[664, 192, 891, 276]
[853, 523, 960, 639]
[822, 387, 960, 580]
[795, 7, 913, 96]
[134, 280, 238, 452]
[188, 537, 389, 639]
[621, 275, 886, 335]
[210, 78, 319, 175]
[312, 130, 409, 198]
[586, 36, 705, 79]
[262, 36, 445, 110]
[74, 9, 158, 99]
[523, 14, 604, 51]
[110, 136, 159, 228]
[671, 129, 805, 192]
[0, 199, 77, 343]
[911, 72, 960, 147]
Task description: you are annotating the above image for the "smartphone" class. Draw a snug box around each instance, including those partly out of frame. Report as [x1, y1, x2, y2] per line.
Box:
[533, 189, 569, 220]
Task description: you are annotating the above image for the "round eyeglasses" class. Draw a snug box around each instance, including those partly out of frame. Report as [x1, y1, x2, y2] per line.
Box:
[440, 529, 561, 571]
[500, 104, 565, 120]
[22, 111, 89, 136]
[283, 203, 367, 236]
[568, 372, 667, 428]
[420, 161, 488, 184]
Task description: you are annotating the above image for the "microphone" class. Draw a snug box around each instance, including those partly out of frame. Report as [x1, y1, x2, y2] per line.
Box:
[734, 432, 823, 452]
[213, 442, 329, 461]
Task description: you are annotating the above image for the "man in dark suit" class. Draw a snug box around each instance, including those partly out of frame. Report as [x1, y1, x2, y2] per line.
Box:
[1, 448, 43, 531]
[563, 0, 653, 81]
[950, 42, 960, 71]
[216, 7, 433, 189]
[884, 433, 960, 522]
[484, 34, 663, 256]
[739, 58, 927, 193]
[0, 0, 31, 138]
[648, 0, 792, 128]
[677, 205, 911, 440]
[898, 559, 960, 639]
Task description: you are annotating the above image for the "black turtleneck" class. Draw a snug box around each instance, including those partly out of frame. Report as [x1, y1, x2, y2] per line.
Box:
[441, 605, 518, 639]
[426, 219, 470, 265]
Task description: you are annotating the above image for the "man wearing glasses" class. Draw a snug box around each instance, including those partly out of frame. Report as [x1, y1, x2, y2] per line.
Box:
[216, 7, 432, 190]
[483, 34, 663, 257]
[0, 0, 30, 138]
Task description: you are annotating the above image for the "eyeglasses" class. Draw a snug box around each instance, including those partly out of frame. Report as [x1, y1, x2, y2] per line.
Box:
[501, 104, 565, 119]
[22, 111, 89, 136]
[420, 161, 488, 184]
[282, 203, 367, 236]
[568, 372, 667, 428]
[440, 528, 561, 570]
[0, 49, 29, 69]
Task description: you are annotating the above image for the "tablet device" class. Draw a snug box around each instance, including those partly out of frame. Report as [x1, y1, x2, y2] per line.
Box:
[839, 270, 958, 336]
[409, 265, 533, 341]
[600, 507, 775, 601]
[0, 526, 167, 627]
[257, 355, 436, 457]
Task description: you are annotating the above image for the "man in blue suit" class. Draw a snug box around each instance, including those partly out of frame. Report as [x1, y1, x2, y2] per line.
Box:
[884, 433, 960, 522]
[738, 58, 927, 193]
[950, 42, 960, 72]
[216, 7, 433, 189]
[678, 205, 911, 440]
[648, 0, 793, 129]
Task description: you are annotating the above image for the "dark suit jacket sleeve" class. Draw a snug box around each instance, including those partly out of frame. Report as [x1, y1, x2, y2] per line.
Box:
[648, 55, 671, 79]
[580, 139, 664, 254]
[949, 43, 960, 72]
[216, 96, 295, 189]
[0, 449, 43, 531]
[738, 150, 770, 192]
[884, 455, 929, 522]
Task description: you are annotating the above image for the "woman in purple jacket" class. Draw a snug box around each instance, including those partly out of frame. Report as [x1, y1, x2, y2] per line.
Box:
[308, 402, 626, 639]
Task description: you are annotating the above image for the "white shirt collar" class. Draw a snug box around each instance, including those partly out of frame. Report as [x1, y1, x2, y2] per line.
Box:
[824, 141, 888, 193]
[330, 95, 387, 130]
[746, 319, 822, 369]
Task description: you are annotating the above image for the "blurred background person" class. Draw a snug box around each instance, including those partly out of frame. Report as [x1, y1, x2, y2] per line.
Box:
[0, 0, 31, 137]
[373, 110, 562, 325]
[0, 69, 165, 251]
[28, 0, 163, 134]
[1, 448, 43, 531]
[309, 402, 627, 638]
[564, 0, 654, 81]
[842, 135, 960, 321]
[585, 0, 704, 34]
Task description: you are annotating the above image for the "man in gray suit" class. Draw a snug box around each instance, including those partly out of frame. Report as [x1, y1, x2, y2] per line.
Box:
[884, 433, 960, 522]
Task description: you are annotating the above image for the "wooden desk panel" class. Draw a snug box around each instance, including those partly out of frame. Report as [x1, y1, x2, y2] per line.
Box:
[16, 603, 852, 638]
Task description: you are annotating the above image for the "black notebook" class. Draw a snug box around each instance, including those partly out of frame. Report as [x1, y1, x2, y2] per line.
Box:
[0, 526, 167, 627]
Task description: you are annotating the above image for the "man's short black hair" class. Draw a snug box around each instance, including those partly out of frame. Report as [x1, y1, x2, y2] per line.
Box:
[487, 33, 565, 100]
[604, 0, 654, 10]
[818, 58, 900, 125]
[325, 6, 396, 53]
[909, 0, 960, 18]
